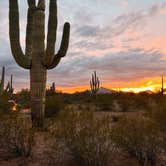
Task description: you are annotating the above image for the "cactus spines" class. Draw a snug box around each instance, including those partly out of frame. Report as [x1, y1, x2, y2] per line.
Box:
[0, 67, 5, 95]
[90, 71, 100, 97]
[9, 0, 70, 127]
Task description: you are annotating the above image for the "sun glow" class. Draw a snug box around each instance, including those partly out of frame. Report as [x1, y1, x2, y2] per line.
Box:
[57, 77, 163, 94]
[118, 87, 154, 93]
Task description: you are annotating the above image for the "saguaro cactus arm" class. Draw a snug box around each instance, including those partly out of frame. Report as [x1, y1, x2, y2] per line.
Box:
[44, 0, 58, 66]
[9, 75, 14, 94]
[46, 56, 61, 70]
[46, 22, 70, 69]
[56, 23, 70, 57]
[5, 82, 10, 92]
[9, 0, 32, 69]
[28, 0, 36, 8]
[26, 0, 36, 57]
[38, 0, 45, 10]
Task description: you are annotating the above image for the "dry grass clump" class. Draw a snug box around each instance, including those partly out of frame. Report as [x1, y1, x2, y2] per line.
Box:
[111, 115, 162, 166]
[50, 109, 114, 166]
[0, 113, 34, 157]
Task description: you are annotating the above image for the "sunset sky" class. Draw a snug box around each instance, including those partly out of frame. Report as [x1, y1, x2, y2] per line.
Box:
[1, 0, 166, 93]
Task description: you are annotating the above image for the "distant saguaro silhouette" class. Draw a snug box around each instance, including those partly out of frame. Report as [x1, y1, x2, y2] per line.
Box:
[90, 71, 100, 97]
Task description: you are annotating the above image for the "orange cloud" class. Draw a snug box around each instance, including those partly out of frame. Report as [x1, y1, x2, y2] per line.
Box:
[56, 76, 163, 94]
[161, 5, 166, 15]
[133, 36, 166, 56]
[107, 77, 163, 93]
[58, 85, 89, 94]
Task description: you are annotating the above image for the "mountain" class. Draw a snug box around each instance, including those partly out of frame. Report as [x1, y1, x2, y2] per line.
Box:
[97, 87, 116, 94]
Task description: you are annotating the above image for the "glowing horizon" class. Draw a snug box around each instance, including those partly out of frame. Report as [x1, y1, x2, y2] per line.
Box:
[1, 1, 166, 92]
[49, 76, 164, 94]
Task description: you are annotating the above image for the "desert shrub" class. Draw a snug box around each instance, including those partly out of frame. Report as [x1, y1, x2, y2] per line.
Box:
[41, 138, 67, 166]
[15, 89, 30, 109]
[95, 94, 114, 112]
[111, 115, 162, 166]
[51, 109, 113, 166]
[0, 95, 13, 115]
[111, 114, 123, 122]
[45, 96, 65, 117]
[0, 113, 34, 157]
[149, 103, 166, 152]
[133, 95, 154, 110]
[150, 103, 166, 133]
[118, 97, 135, 112]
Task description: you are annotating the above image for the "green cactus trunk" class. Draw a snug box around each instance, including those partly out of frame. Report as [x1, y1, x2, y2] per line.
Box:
[30, 69, 46, 127]
[30, 9, 46, 127]
[9, 0, 70, 128]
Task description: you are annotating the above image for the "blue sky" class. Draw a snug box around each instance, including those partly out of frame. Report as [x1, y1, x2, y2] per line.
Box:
[1, 0, 166, 92]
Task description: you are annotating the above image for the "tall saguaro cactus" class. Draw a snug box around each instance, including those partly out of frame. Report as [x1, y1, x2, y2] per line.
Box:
[0, 66, 5, 95]
[9, 0, 70, 127]
[90, 71, 100, 97]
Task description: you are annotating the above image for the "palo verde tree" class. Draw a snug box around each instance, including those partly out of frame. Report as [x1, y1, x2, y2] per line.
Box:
[9, 0, 70, 127]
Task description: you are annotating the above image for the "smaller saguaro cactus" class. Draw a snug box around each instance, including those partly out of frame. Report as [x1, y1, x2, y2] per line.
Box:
[161, 75, 165, 96]
[0, 66, 5, 95]
[90, 71, 100, 97]
[50, 82, 56, 93]
[47, 82, 56, 95]
[5, 75, 14, 96]
[9, 75, 14, 95]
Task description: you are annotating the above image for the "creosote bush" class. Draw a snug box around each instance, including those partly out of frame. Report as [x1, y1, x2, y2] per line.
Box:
[41, 138, 67, 166]
[45, 96, 65, 118]
[111, 115, 162, 166]
[150, 103, 166, 133]
[50, 109, 113, 166]
[15, 89, 30, 109]
[149, 102, 166, 152]
[0, 113, 34, 157]
[0, 94, 13, 115]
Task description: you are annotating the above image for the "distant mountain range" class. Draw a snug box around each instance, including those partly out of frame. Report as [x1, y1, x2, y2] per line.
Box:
[82, 87, 156, 95]
[87, 87, 116, 94]
[97, 87, 116, 94]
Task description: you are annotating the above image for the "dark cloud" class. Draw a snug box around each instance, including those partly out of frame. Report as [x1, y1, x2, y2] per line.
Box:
[75, 40, 114, 50]
[76, 25, 100, 37]
[75, 3, 163, 39]
[46, 48, 166, 87]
